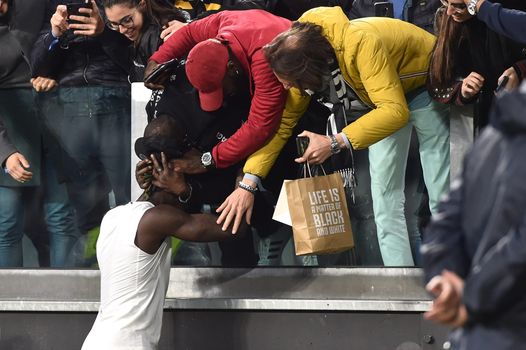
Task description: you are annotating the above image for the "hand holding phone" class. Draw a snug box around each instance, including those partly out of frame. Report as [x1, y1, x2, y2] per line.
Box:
[495, 75, 509, 94]
[66, 2, 92, 25]
[296, 136, 310, 157]
[144, 59, 180, 89]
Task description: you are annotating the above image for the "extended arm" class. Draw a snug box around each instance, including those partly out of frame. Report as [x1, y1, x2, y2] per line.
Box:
[212, 53, 286, 168]
[474, 0, 526, 44]
[149, 13, 222, 63]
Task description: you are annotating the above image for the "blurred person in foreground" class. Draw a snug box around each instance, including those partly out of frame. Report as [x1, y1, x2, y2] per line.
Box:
[81, 116, 243, 350]
[422, 84, 526, 350]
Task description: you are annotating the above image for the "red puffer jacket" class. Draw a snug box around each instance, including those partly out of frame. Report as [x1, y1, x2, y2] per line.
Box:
[150, 9, 290, 169]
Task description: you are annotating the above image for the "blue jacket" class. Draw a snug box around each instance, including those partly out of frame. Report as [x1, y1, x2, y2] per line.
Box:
[478, 0, 526, 44]
[422, 84, 526, 350]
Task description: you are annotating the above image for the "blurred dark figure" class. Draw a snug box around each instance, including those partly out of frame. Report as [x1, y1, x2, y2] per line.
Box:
[422, 84, 526, 350]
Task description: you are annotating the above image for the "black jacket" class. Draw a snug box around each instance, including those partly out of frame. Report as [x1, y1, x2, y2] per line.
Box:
[30, 0, 130, 86]
[0, 0, 45, 88]
[348, 0, 441, 33]
[422, 85, 526, 350]
[130, 21, 171, 82]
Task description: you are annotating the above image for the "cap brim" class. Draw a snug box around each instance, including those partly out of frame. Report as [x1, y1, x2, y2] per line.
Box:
[134, 137, 148, 160]
[198, 88, 223, 112]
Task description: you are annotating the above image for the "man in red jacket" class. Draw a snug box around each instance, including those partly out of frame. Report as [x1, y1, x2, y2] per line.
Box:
[145, 9, 290, 178]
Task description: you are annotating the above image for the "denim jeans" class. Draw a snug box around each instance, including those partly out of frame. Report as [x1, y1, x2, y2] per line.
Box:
[0, 158, 79, 267]
[58, 86, 131, 233]
[369, 90, 450, 266]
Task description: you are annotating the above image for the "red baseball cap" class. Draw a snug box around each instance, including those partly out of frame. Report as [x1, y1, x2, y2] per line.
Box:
[186, 39, 229, 112]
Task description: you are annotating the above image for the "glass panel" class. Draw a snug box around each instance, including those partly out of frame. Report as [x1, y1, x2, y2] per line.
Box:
[0, 0, 455, 270]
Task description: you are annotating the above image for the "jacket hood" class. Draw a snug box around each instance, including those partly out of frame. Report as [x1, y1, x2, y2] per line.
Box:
[492, 82, 526, 133]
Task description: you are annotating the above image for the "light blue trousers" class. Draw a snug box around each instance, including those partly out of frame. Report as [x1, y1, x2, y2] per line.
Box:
[369, 90, 450, 266]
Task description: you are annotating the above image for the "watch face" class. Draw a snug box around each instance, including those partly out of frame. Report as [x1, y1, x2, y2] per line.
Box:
[467, 3, 476, 15]
[329, 136, 341, 155]
[201, 152, 212, 167]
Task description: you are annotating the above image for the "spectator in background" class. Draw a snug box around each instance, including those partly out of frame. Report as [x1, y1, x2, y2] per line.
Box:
[0, 0, 78, 267]
[144, 9, 291, 234]
[349, 0, 442, 33]
[427, 0, 526, 133]
[422, 83, 526, 350]
[238, 7, 450, 267]
[461, 0, 526, 44]
[103, 0, 189, 82]
[337, 0, 444, 264]
[31, 0, 132, 245]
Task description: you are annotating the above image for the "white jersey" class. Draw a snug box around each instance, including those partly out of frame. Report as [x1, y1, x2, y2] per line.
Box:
[82, 201, 172, 350]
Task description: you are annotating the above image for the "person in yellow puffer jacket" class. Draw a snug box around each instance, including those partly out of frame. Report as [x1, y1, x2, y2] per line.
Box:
[221, 6, 450, 266]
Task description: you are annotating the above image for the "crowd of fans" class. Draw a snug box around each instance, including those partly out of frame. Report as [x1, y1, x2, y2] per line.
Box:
[2, 0, 526, 348]
[0, 0, 524, 273]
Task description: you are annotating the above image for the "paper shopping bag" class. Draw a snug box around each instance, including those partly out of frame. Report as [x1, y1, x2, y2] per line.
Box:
[285, 172, 354, 256]
[272, 180, 292, 226]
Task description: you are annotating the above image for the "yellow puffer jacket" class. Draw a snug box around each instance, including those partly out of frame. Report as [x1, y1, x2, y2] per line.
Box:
[243, 6, 436, 178]
[174, 1, 222, 12]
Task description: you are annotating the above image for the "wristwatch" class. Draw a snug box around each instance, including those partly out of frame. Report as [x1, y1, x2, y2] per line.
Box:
[467, 0, 479, 15]
[200, 151, 215, 169]
[328, 135, 341, 155]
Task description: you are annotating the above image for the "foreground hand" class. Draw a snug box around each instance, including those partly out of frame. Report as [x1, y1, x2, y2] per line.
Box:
[160, 20, 186, 41]
[294, 130, 332, 164]
[497, 67, 520, 92]
[461, 72, 484, 99]
[30, 77, 58, 92]
[5, 152, 33, 183]
[216, 184, 255, 234]
[425, 270, 468, 328]
[151, 152, 189, 195]
[171, 148, 207, 175]
[135, 158, 152, 190]
[68, 0, 104, 37]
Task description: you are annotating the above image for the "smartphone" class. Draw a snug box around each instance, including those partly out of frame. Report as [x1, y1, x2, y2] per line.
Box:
[374, 1, 394, 17]
[144, 59, 180, 84]
[66, 2, 92, 25]
[296, 136, 309, 157]
[495, 76, 509, 94]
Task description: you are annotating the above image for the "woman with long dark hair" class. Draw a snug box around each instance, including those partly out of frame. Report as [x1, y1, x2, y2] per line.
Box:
[103, 0, 188, 80]
[428, 0, 526, 131]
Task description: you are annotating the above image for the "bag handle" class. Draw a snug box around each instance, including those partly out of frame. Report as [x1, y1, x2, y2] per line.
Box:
[302, 162, 327, 179]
